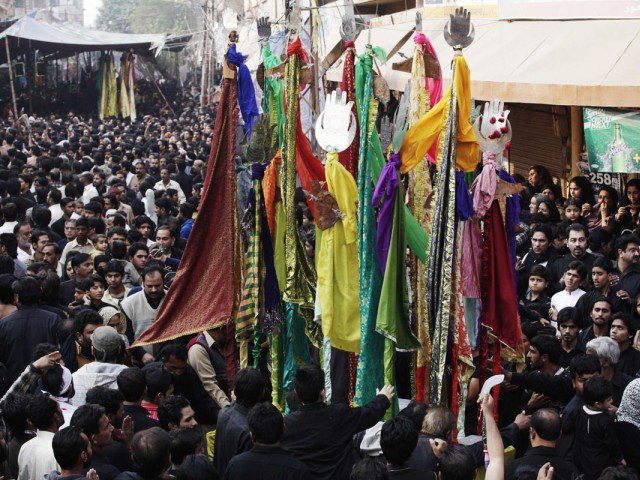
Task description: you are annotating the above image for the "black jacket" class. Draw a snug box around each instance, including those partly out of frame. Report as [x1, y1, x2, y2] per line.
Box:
[59, 280, 77, 307]
[616, 346, 640, 377]
[51, 216, 68, 238]
[281, 395, 390, 480]
[213, 403, 252, 474]
[573, 407, 623, 480]
[88, 451, 121, 480]
[173, 172, 193, 200]
[408, 424, 520, 472]
[147, 362, 219, 425]
[101, 440, 135, 473]
[574, 289, 629, 328]
[123, 404, 161, 433]
[548, 252, 601, 292]
[223, 445, 308, 480]
[60, 333, 81, 373]
[505, 446, 578, 480]
[616, 421, 640, 471]
[0, 306, 61, 394]
[509, 368, 575, 408]
[519, 293, 551, 324]
[612, 264, 640, 301]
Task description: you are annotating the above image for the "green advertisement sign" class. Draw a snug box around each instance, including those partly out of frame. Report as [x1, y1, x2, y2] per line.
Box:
[583, 108, 640, 173]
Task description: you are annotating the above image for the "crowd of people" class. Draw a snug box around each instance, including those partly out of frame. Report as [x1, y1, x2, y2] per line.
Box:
[0, 91, 639, 480]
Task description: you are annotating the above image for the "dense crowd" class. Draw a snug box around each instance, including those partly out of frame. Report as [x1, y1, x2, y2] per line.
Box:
[0, 92, 639, 480]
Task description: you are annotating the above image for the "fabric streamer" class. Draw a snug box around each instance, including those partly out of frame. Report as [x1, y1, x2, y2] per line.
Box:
[481, 200, 523, 352]
[227, 44, 259, 140]
[262, 152, 310, 410]
[128, 53, 137, 121]
[400, 56, 478, 173]
[426, 59, 459, 405]
[262, 43, 284, 145]
[372, 154, 400, 274]
[373, 154, 421, 352]
[339, 40, 359, 177]
[236, 164, 282, 346]
[119, 53, 130, 120]
[282, 38, 322, 347]
[354, 50, 385, 406]
[412, 32, 443, 164]
[134, 74, 241, 390]
[472, 152, 498, 218]
[317, 152, 360, 353]
[107, 53, 118, 119]
[407, 34, 438, 402]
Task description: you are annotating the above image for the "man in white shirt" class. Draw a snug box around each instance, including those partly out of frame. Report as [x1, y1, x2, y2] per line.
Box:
[154, 168, 186, 205]
[47, 190, 64, 226]
[80, 173, 99, 204]
[17, 394, 64, 480]
[72, 326, 128, 406]
[550, 261, 586, 330]
[0, 202, 19, 235]
[60, 217, 94, 269]
[14, 222, 34, 265]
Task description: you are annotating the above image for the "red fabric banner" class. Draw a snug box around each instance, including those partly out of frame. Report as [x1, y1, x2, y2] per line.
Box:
[135, 78, 240, 346]
[295, 114, 326, 220]
[339, 44, 359, 178]
[480, 201, 522, 350]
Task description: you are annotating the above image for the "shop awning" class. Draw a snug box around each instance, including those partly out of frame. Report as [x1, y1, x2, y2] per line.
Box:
[326, 17, 640, 108]
[0, 16, 189, 64]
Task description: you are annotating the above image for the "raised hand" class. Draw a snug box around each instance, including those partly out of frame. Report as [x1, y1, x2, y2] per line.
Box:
[444, 7, 475, 50]
[257, 16, 271, 39]
[340, 0, 357, 42]
[121, 415, 134, 443]
[415, 11, 423, 34]
[473, 98, 511, 156]
[315, 89, 357, 153]
[376, 384, 396, 402]
[32, 351, 62, 371]
[537, 463, 554, 480]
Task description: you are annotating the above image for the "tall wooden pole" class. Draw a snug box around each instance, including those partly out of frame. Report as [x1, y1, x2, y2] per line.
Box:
[570, 106, 583, 179]
[200, 0, 209, 107]
[5, 37, 19, 126]
[200, 22, 209, 104]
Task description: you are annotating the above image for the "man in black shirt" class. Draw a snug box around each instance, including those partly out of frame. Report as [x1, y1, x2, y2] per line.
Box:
[224, 402, 309, 480]
[70, 405, 121, 480]
[505, 409, 578, 480]
[281, 365, 393, 480]
[574, 257, 628, 323]
[610, 313, 640, 377]
[548, 224, 600, 292]
[381, 416, 435, 479]
[577, 297, 613, 352]
[505, 335, 574, 410]
[114, 428, 172, 480]
[0, 276, 61, 394]
[557, 308, 581, 368]
[611, 234, 640, 303]
[213, 367, 265, 474]
[117, 367, 161, 433]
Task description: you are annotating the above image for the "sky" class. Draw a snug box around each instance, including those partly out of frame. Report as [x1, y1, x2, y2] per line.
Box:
[84, 0, 103, 26]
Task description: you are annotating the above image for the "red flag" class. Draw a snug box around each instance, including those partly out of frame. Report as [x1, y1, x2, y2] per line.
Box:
[135, 78, 240, 347]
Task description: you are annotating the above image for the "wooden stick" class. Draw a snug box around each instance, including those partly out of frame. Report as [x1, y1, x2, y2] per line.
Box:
[5, 37, 20, 134]
[148, 67, 176, 116]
